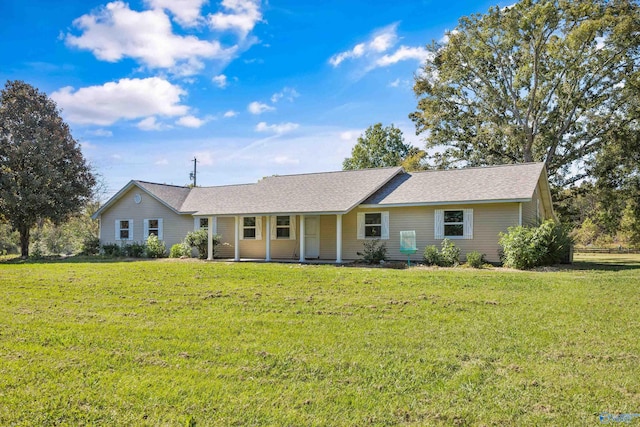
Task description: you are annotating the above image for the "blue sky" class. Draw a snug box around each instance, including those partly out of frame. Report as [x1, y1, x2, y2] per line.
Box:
[1, 0, 510, 198]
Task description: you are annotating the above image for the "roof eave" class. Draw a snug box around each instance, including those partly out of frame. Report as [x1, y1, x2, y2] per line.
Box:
[359, 198, 531, 209]
[91, 180, 186, 219]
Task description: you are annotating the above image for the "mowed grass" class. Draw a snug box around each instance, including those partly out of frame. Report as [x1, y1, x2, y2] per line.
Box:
[0, 256, 639, 426]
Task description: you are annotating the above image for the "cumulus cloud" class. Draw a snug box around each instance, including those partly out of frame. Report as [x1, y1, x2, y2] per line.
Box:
[375, 46, 431, 67]
[145, 0, 207, 27]
[176, 115, 207, 128]
[86, 128, 113, 137]
[255, 121, 299, 134]
[223, 110, 238, 117]
[212, 74, 228, 88]
[271, 87, 299, 103]
[51, 77, 188, 125]
[137, 116, 165, 131]
[208, 0, 262, 38]
[247, 101, 275, 115]
[329, 23, 398, 67]
[66, 1, 234, 74]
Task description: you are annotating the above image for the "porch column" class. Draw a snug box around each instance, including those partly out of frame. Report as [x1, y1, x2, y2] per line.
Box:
[234, 216, 240, 261]
[265, 215, 271, 262]
[299, 215, 305, 263]
[336, 214, 343, 263]
[207, 215, 214, 260]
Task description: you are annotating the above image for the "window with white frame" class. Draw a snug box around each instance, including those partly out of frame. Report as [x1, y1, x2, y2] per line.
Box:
[434, 209, 473, 239]
[269, 215, 295, 240]
[276, 216, 290, 239]
[144, 218, 163, 240]
[200, 218, 209, 229]
[115, 219, 133, 241]
[243, 217, 256, 239]
[357, 212, 389, 240]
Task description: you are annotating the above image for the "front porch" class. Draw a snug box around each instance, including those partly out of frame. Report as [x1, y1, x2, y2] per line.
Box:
[202, 213, 346, 263]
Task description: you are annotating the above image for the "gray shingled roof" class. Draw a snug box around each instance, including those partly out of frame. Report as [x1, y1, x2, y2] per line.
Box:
[135, 181, 192, 212]
[181, 167, 403, 215]
[362, 163, 545, 205]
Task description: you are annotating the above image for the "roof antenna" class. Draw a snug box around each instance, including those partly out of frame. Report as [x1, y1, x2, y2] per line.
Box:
[189, 157, 198, 187]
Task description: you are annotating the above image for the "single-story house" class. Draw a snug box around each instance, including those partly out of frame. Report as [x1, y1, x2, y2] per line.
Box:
[92, 162, 555, 263]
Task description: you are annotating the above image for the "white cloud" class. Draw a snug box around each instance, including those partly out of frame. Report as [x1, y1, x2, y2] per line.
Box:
[329, 23, 398, 67]
[51, 77, 188, 125]
[137, 116, 165, 131]
[66, 1, 233, 74]
[212, 74, 228, 88]
[176, 115, 206, 128]
[271, 87, 300, 103]
[145, 0, 207, 27]
[155, 158, 169, 165]
[223, 110, 238, 117]
[375, 46, 431, 67]
[247, 101, 275, 115]
[339, 130, 360, 141]
[208, 0, 262, 38]
[255, 121, 299, 134]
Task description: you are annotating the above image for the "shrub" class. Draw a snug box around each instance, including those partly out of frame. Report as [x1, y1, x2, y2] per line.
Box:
[423, 245, 440, 266]
[101, 243, 122, 257]
[122, 242, 146, 258]
[357, 239, 387, 264]
[499, 220, 572, 269]
[466, 250, 485, 268]
[184, 230, 222, 259]
[80, 235, 100, 256]
[145, 235, 166, 258]
[170, 243, 191, 258]
[439, 238, 460, 267]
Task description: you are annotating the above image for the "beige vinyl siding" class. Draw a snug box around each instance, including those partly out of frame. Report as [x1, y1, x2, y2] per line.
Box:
[99, 187, 193, 249]
[522, 180, 550, 226]
[319, 215, 337, 260]
[341, 203, 520, 263]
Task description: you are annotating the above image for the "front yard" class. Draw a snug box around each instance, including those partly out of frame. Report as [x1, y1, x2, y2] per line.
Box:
[0, 255, 638, 425]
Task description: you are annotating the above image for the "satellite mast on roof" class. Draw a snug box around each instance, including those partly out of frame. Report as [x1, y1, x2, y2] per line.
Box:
[189, 157, 198, 187]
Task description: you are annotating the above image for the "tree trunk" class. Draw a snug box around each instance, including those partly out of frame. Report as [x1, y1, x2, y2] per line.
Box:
[19, 225, 30, 258]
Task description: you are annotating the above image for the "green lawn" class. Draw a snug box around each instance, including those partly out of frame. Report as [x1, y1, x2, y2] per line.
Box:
[0, 256, 639, 426]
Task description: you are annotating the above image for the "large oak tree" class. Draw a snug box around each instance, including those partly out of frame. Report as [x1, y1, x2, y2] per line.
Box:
[343, 123, 415, 170]
[410, 0, 640, 187]
[0, 80, 95, 257]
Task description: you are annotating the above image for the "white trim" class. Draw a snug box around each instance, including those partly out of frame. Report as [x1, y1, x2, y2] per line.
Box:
[143, 218, 163, 240]
[299, 215, 305, 262]
[336, 214, 343, 263]
[234, 216, 240, 261]
[270, 215, 295, 240]
[357, 211, 389, 240]
[207, 216, 213, 261]
[434, 210, 444, 240]
[463, 209, 473, 240]
[381, 211, 389, 240]
[265, 216, 271, 261]
[435, 209, 473, 240]
[518, 203, 523, 226]
[240, 216, 261, 240]
[359, 198, 530, 209]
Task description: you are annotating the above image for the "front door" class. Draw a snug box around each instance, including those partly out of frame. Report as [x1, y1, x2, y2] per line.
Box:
[305, 216, 320, 259]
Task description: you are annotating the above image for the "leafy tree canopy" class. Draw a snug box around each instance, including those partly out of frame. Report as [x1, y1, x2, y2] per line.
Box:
[343, 123, 415, 170]
[410, 0, 640, 187]
[0, 80, 95, 257]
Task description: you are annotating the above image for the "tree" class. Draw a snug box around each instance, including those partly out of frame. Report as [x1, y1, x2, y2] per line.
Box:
[0, 80, 95, 257]
[343, 123, 413, 170]
[410, 0, 640, 187]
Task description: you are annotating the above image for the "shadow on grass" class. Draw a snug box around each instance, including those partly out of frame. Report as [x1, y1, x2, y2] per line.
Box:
[0, 255, 158, 265]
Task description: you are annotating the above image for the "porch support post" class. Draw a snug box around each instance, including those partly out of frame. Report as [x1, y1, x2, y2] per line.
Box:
[265, 216, 271, 262]
[207, 216, 214, 260]
[299, 215, 305, 263]
[234, 216, 240, 261]
[518, 203, 523, 226]
[336, 214, 343, 263]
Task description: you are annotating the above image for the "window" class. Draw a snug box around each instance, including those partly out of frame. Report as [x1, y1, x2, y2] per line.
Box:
[434, 209, 473, 239]
[243, 217, 256, 239]
[144, 218, 163, 240]
[276, 216, 290, 239]
[115, 219, 133, 241]
[365, 213, 382, 238]
[200, 218, 209, 229]
[270, 216, 295, 240]
[241, 216, 262, 240]
[357, 212, 389, 240]
[444, 210, 464, 237]
[194, 217, 217, 233]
